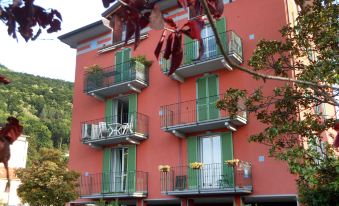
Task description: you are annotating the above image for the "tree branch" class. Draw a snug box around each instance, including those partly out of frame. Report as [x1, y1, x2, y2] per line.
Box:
[200, 0, 338, 90]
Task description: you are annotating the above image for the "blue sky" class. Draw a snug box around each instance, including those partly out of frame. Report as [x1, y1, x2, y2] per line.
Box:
[0, 0, 106, 82]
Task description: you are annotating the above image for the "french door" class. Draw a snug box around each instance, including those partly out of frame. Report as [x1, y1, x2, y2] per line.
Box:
[201, 26, 217, 59]
[111, 148, 128, 192]
[200, 135, 222, 188]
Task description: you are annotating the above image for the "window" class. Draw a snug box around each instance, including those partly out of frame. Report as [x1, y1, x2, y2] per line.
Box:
[111, 147, 128, 192]
[112, 15, 127, 44]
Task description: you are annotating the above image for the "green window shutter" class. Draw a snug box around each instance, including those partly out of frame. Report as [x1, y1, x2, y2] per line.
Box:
[127, 145, 136, 192]
[102, 148, 112, 193]
[221, 132, 234, 186]
[187, 136, 198, 189]
[105, 99, 113, 124]
[184, 35, 196, 65]
[115, 50, 123, 83]
[207, 75, 219, 119]
[122, 48, 131, 81]
[197, 77, 208, 121]
[128, 94, 137, 131]
[216, 17, 227, 55]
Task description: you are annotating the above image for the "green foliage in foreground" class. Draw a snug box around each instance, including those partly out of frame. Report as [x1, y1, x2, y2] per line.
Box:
[16, 148, 80, 206]
[0, 65, 73, 165]
[217, 1, 338, 205]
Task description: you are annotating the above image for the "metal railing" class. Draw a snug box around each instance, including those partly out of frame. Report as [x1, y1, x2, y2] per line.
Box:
[160, 31, 243, 73]
[79, 171, 148, 196]
[160, 163, 252, 192]
[81, 112, 149, 142]
[84, 60, 149, 93]
[160, 94, 247, 128]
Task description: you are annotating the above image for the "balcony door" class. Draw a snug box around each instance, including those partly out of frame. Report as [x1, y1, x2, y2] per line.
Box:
[196, 74, 219, 121]
[200, 135, 222, 188]
[201, 26, 217, 59]
[111, 147, 128, 192]
[115, 48, 131, 83]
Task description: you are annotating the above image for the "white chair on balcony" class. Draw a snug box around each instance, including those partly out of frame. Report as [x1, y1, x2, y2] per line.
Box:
[98, 122, 108, 138]
[120, 115, 134, 135]
[91, 124, 100, 139]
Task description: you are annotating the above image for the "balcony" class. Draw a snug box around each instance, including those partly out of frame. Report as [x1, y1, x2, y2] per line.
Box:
[81, 113, 149, 146]
[160, 95, 247, 137]
[84, 61, 149, 99]
[160, 163, 252, 196]
[79, 171, 148, 198]
[160, 31, 243, 82]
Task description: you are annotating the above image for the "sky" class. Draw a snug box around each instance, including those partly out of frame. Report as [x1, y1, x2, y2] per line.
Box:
[0, 0, 107, 82]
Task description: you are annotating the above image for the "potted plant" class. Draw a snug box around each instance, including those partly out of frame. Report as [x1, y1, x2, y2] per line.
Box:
[131, 55, 153, 81]
[225, 159, 240, 167]
[190, 162, 203, 169]
[158, 165, 171, 172]
[85, 64, 104, 91]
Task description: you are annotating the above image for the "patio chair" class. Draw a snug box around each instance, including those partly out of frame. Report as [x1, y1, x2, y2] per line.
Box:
[120, 114, 134, 135]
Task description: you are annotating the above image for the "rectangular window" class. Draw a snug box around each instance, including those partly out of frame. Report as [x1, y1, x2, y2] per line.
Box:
[111, 147, 128, 192]
[112, 15, 127, 44]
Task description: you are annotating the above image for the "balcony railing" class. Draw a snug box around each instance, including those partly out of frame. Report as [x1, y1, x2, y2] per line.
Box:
[160, 94, 247, 136]
[160, 31, 243, 81]
[79, 171, 148, 198]
[160, 163, 252, 196]
[81, 112, 149, 146]
[84, 60, 149, 98]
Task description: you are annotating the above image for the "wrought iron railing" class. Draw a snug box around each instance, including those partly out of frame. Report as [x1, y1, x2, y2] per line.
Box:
[84, 60, 149, 93]
[81, 112, 149, 142]
[160, 163, 252, 193]
[160, 94, 247, 128]
[79, 171, 148, 196]
[160, 31, 243, 73]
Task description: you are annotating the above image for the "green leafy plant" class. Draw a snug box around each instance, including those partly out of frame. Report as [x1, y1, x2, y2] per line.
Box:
[131, 55, 153, 68]
[85, 64, 105, 90]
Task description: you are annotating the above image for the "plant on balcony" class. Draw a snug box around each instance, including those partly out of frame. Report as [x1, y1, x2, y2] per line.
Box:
[131, 55, 153, 68]
[225, 159, 240, 167]
[158, 164, 171, 172]
[190, 162, 203, 169]
[85, 64, 104, 90]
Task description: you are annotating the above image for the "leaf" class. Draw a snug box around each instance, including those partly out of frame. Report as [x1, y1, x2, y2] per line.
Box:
[168, 33, 183, 75]
[149, 4, 164, 30]
[181, 18, 205, 40]
[0, 117, 23, 144]
[163, 33, 174, 60]
[154, 30, 167, 59]
[0, 75, 10, 84]
[164, 17, 177, 28]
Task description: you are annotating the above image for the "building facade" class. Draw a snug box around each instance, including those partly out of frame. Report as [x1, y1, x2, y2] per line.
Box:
[60, 0, 301, 205]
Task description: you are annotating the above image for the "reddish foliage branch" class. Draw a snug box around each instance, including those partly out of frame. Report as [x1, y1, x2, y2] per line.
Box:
[102, 0, 224, 74]
[0, 117, 23, 144]
[0, 0, 62, 41]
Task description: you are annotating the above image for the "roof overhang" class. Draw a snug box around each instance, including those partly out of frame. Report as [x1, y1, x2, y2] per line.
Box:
[58, 20, 110, 48]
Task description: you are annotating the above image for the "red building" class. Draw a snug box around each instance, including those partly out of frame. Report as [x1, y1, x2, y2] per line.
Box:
[59, 1, 300, 205]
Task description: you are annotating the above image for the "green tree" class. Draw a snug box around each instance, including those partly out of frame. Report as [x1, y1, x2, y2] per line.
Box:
[215, 1, 338, 205]
[16, 148, 80, 206]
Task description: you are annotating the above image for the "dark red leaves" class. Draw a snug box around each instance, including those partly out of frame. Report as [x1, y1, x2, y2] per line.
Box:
[181, 18, 205, 40]
[164, 17, 177, 28]
[163, 33, 174, 60]
[0, 75, 10, 84]
[0, 117, 23, 144]
[2, 2, 62, 41]
[169, 33, 183, 75]
[154, 30, 167, 59]
[207, 0, 224, 18]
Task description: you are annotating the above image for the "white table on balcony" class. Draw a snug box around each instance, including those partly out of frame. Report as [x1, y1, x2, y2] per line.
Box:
[107, 123, 123, 136]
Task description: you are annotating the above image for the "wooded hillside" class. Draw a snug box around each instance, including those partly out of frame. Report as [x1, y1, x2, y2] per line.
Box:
[0, 64, 73, 165]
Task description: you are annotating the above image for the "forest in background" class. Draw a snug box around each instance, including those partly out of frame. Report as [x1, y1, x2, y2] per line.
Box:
[0, 64, 73, 165]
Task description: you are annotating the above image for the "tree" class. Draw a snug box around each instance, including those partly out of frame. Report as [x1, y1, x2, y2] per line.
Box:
[16, 148, 80, 206]
[216, 1, 338, 205]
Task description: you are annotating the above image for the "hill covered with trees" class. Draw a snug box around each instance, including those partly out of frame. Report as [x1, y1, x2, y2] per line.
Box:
[0, 64, 73, 165]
